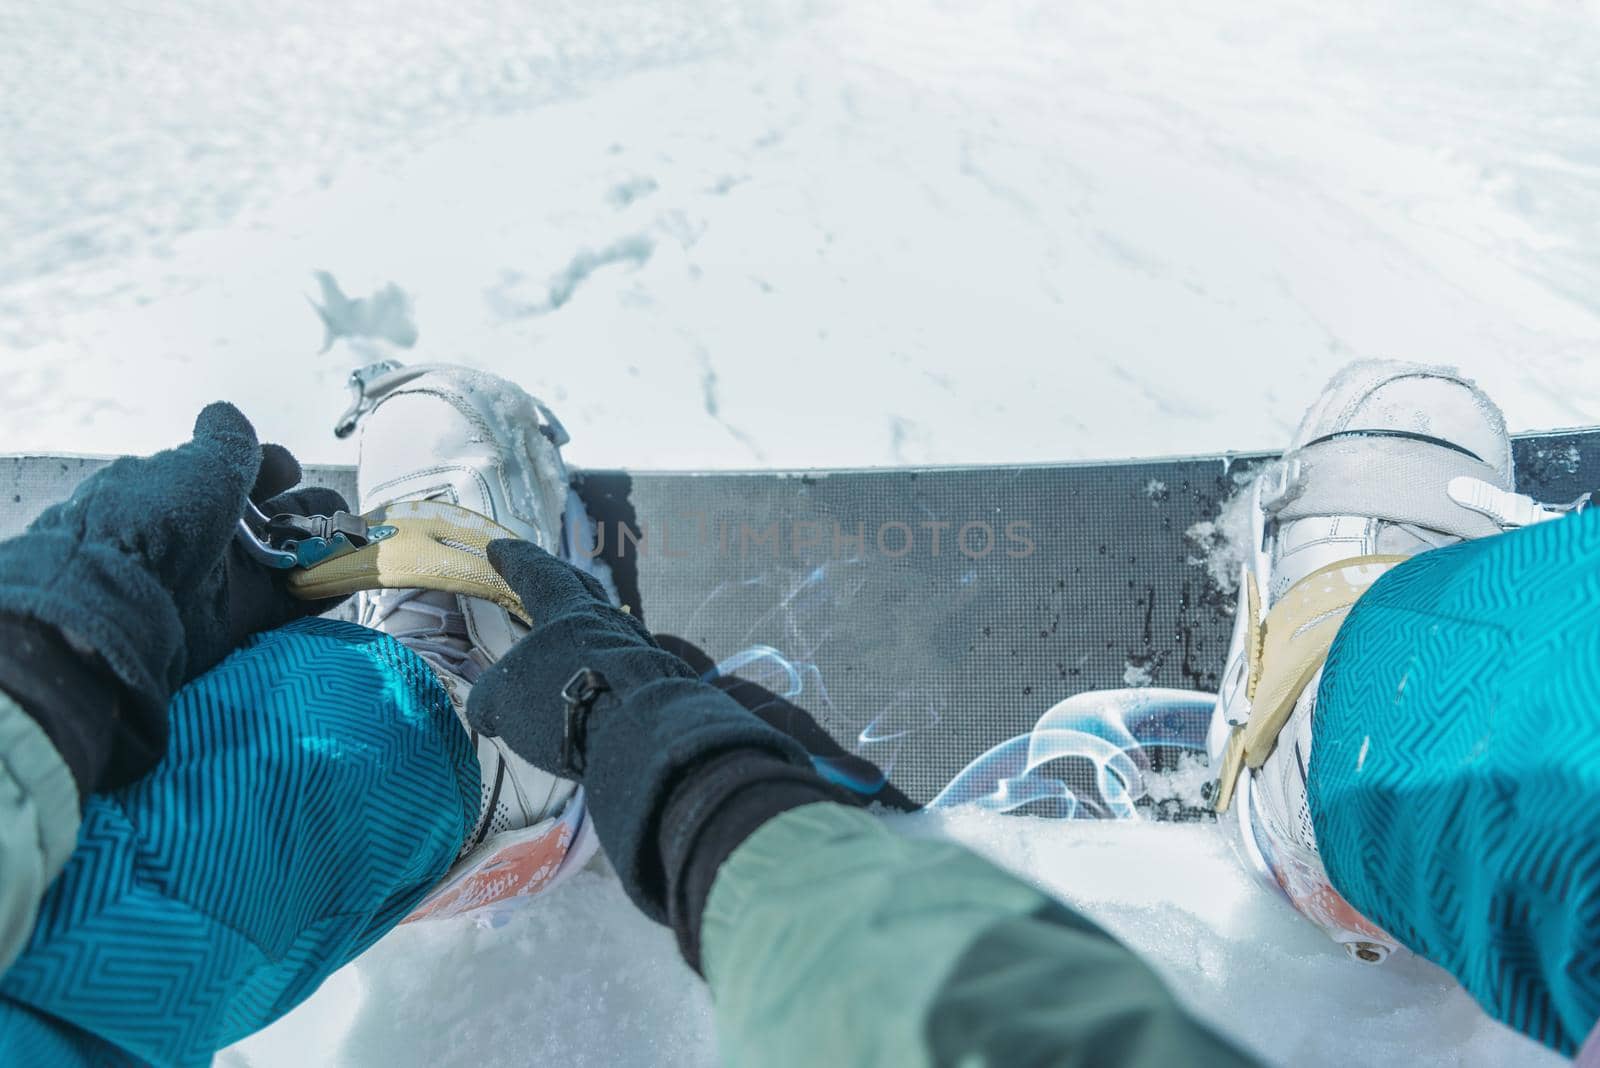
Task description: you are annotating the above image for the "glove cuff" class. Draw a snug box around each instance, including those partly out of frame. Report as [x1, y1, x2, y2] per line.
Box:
[659, 747, 849, 972]
[583, 676, 810, 922]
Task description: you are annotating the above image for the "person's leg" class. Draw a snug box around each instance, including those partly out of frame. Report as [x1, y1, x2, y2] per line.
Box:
[0, 617, 478, 1067]
[1313, 508, 1600, 1055]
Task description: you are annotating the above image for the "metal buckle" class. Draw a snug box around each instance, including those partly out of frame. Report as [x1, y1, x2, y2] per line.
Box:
[559, 667, 611, 775]
[235, 500, 398, 570]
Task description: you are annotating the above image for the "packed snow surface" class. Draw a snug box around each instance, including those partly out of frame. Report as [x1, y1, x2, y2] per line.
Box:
[3, 0, 1598, 469]
[222, 812, 1559, 1067]
[6, 0, 1597, 1064]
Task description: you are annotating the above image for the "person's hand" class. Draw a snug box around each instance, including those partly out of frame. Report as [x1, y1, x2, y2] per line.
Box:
[0, 402, 349, 789]
[467, 539, 806, 918]
[464, 539, 698, 771]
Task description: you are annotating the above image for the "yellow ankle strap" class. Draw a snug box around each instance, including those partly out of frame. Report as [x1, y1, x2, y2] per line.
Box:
[1213, 554, 1406, 812]
[287, 500, 532, 625]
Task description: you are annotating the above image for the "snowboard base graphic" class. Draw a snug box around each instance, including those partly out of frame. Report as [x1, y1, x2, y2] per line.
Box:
[6, 430, 1597, 821]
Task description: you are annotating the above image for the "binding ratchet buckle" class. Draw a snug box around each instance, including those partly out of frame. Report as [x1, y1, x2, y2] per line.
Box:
[235, 501, 398, 570]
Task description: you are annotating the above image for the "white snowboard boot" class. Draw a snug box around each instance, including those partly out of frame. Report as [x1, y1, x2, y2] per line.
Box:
[336, 359, 615, 922]
[1207, 360, 1569, 962]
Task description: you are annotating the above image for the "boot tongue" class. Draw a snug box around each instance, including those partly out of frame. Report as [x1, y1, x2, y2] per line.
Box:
[360, 588, 482, 682]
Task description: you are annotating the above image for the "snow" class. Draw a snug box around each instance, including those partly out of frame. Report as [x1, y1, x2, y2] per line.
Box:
[1121, 659, 1155, 688]
[6, 0, 1598, 1064]
[4, 0, 1598, 469]
[1186, 472, 1256, 597]
[219, 869, 720, 1068]
[1143, 752, 1214, 812]
[222, 813, 1560, 1068]
[901, 812, 1559, 1067]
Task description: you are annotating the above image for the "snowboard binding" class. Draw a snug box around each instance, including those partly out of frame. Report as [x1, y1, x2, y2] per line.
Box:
[1204, 361, 1572, 965]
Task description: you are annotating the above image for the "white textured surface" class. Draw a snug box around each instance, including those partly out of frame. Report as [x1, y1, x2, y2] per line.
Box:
[222, 813, 1562, 1067]
[3, 0, 1597, 469]
[5, 1, 1595, 1064]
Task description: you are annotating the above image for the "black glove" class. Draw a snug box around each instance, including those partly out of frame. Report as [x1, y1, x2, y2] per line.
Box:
[0, 402, 349, 795]
[466, 539, 811, 921]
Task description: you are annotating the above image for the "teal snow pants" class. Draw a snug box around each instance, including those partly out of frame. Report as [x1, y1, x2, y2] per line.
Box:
[0, 618, 479, 1067]
[1313, 507, 1600, 1055]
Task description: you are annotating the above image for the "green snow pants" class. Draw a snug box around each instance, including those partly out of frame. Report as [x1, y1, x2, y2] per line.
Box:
[702, 802, 1260, 1067]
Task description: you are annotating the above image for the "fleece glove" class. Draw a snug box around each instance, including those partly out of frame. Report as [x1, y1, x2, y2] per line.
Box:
[466, 539, 814, 921]
[0, 402, 348, 795]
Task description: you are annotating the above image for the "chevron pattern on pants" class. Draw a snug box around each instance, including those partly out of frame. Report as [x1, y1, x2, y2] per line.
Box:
[1313, 508, 1600, 1055]
[0, 618, 478, 1067]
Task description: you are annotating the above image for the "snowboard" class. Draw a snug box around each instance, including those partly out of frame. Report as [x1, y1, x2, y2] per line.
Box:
[6, 430, 1597, 821]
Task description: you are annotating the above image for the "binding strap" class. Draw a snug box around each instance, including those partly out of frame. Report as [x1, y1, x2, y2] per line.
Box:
[287, 500, 532, 625]
[1213, 554, 1406, 813]
[1258, 433, 1511, 540]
